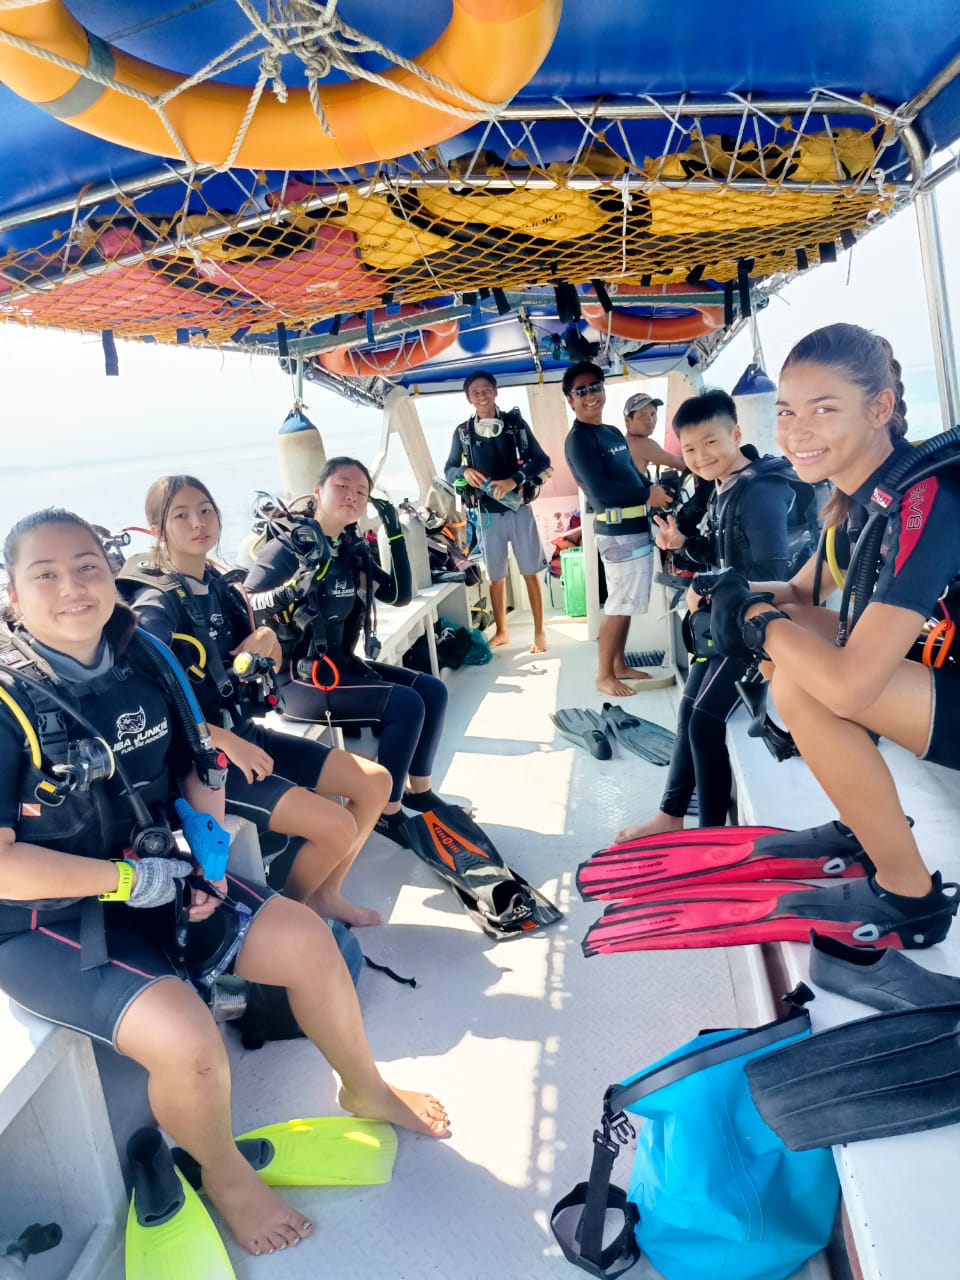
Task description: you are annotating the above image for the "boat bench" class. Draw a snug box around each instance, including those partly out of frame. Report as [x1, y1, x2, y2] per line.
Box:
[0, 815, 273, 1280]
[727, 702, 960, 1280]
[0, 998, 126, 1278]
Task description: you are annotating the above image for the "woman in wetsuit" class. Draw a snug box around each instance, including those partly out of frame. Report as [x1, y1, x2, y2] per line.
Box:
[706, 323, 960, 934]
[0, 509, 448, 1258]
[121, 475, 391, 927]
[244, 458, 449, 848]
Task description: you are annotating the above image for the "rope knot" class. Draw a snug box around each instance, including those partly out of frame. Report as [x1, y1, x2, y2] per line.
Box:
[260, 49, 287, 103]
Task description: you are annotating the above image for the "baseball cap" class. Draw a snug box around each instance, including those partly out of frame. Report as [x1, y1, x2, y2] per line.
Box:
[624, 392, 664, 414]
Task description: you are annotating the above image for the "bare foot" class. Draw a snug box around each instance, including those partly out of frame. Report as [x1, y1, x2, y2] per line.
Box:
[529, 632, 548, 654]
[339, 1081, 451, 1138]
[309, 890, 382, 928]
[614, 812, 685, 844]
[489, 630, 510, 649]
[614, 665, 653, 679]
[596, 674, 635, 697]
[204, 1155, 314, 1255]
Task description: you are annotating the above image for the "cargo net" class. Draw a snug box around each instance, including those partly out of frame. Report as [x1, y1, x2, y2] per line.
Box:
[0, 94, 906, 352]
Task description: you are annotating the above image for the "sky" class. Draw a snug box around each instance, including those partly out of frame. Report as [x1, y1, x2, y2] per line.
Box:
[1, 173, 958, 473]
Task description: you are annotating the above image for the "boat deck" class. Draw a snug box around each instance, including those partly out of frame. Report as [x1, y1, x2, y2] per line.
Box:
[220, 613, 788, 1280]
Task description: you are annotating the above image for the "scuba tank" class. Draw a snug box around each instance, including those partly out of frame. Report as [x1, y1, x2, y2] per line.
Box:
[379, 502, 431, 592]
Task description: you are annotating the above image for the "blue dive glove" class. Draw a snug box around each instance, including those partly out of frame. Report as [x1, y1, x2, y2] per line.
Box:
[174, 799, 231, 881]
[691, 569, 776, 663]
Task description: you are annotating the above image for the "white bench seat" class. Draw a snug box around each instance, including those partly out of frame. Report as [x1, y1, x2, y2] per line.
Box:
[0, 1000, 125, 1278]
[727, 702, 960, 1280]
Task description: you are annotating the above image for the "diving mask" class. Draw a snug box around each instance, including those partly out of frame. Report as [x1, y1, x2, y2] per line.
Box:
[474, 417, 504, 440]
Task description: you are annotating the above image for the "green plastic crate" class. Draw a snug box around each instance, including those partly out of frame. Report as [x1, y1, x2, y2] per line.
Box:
[560, 547, 587, 617]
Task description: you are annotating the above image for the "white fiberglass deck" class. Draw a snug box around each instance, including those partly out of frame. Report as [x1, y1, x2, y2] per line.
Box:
[221, 613, 769, 1280]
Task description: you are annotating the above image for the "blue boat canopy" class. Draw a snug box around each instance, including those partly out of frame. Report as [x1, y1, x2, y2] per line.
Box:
[0, 1, 958, 396]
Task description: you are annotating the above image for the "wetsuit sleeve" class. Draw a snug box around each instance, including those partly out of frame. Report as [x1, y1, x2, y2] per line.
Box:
[565, 430, 651, 507]
[871, 475, 960, 616]
[737, 479, 793, 580]
[0, 711, 24, 831]
[129, 586, 180, 648]
[444, 427, 468, 485]
[372, 532, 413, 606]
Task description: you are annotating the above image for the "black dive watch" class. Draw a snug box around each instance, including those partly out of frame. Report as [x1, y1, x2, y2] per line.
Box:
[741, 609, 789, 659]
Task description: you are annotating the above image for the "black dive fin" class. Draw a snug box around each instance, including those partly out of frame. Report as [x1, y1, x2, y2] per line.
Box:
[746, 1002, 960, 1149]
[403, 802, 562, 940]
[600, 704, 674, 765]
[550, 708, 612, 760]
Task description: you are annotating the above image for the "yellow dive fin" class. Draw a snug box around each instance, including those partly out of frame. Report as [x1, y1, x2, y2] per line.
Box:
[173, 1116, 398, 1189]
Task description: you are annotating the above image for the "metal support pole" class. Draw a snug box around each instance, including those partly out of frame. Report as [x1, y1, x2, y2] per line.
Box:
[915, 188, 960, 428]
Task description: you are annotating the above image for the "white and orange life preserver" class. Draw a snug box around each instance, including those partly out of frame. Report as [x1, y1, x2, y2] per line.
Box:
[583, 284, 724, 343]
[0, 0, 561, 169]
[318, 306, 459, 378]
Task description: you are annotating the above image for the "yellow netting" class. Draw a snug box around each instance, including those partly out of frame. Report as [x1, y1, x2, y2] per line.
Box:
[0, 118, 898, 348]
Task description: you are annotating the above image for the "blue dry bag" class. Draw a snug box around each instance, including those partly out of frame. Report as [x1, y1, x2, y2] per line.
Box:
[552, 985, 839, 1280]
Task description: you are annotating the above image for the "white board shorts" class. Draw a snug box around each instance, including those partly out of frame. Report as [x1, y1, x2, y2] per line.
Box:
[597, 532, 654, 616]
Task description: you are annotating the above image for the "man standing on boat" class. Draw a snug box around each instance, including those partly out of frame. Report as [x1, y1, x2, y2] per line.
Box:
[445, 370, 552, 653]
[563, 362, 671, 697]
[623, 391, 684, 476]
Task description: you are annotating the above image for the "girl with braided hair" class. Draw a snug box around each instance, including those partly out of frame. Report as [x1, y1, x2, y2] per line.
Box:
[699, 322, 960, 946]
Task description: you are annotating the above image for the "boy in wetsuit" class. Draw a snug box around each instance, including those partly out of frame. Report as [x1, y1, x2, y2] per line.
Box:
[615, 388, 814, 838]
[563, 362, 671, 697]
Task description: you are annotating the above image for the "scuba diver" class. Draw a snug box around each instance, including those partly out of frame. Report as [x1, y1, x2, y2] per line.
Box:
[243, 457, 450, 849]
[615, 388, 817, 839]
[0, 509, 450, 1258]
[683, 323, 960, 945]
[444, 369, 552, 653]
[118, 475, 391, 929]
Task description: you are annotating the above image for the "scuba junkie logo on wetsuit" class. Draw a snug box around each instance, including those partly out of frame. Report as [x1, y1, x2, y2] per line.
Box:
[114, 705, 168, 754]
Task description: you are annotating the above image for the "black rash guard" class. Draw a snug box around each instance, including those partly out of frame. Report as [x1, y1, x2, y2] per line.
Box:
[564, 420, 651, 536]
[847, 443, 960, 619]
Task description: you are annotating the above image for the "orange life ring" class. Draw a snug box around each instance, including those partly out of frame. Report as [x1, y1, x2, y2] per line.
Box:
[318, 307, 459, 377]
[0, 1, 561, 169]
[584, 285, 724, 343]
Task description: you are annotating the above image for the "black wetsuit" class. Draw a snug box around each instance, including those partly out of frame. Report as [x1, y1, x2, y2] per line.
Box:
[564, 420, 651, 537]
[845, 443, 960, 770]
[0, 613, 270, 1047]
[245, 526, 447, 803]
[662, 451, 800, 826]
[127, 567, 334, 831]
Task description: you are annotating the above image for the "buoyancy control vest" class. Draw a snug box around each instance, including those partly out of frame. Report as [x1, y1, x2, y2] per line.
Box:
[704, 451, 819, 578]
[0, 613, 228, 876]
[245, 511, 403, 671]
[116, 556, 261, 720]
[456, 406, 549, 507]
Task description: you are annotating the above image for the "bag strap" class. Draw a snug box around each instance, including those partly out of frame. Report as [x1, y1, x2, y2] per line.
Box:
[608, 984, 813, 1114]
[550, 1105, 640, 1278]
